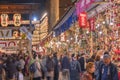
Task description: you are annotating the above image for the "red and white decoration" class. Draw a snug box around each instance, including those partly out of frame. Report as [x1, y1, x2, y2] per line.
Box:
[79, 12, 87, 28]
[89, 17, 95, 31]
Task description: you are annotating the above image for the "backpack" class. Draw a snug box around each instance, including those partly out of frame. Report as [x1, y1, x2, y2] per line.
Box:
[29, 62, 37, 73]
[70, 61, 81, 73]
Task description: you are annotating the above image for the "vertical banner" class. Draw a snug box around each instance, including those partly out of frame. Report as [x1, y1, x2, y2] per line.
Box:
[1, 14, 8, 27]
[13, 14, 21, 26]
[89, 17, 95, 31]
[79, 12, 87, 28]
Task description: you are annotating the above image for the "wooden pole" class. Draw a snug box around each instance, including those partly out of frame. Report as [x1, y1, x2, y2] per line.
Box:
[49, 0, 59, 28]
[90, 31, 93, 56]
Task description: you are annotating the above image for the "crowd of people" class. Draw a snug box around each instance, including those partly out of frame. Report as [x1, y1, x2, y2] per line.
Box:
[0, 50, 119, 80]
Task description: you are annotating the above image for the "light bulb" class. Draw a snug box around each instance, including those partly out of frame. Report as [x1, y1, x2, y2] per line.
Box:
[102, 21, 105, 24]
[99, 31, 102, 34]
[110, 22, 114, 25]
[86, 31, 89, 34]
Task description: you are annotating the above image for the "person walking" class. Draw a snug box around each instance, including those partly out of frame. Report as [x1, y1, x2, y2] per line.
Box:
[97, 54, 119, 80]
[33, 55, 42, 80]
[6, 56, 17, 80]
[46, 54, 54, 80]
[61, 52, 70, 80]
[0, 58, 6, 80]
[53, 52, 59, 80]
[13, 64, 24, 80]
[70, 54, 81, 80]
[19, 56, 25, 76]
[81, 62, 95, 80]
[78, 53, 86, 73]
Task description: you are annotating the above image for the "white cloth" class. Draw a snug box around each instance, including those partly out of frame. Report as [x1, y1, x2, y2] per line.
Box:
[13, 72, 24, 80]
[19, 72, 24, 80]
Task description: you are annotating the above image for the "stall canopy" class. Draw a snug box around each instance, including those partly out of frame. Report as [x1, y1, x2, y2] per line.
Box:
[54, 6, 77, 37]
[53, 0, 104, 37]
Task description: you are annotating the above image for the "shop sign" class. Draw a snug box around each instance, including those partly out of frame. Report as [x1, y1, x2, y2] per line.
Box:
[0, 29, 12, 38]
[0, 41, 17, 48]
[13, 14, 21, 26]
[76, 0, 95, 16]
[89, 18, 95, 31]
[1, 14, 8, 27]
[79, 12, 87, 28]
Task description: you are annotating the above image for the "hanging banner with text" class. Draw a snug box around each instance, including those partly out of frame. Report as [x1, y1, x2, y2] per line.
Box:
[89, 17, 95, 31]
[79, 12, 87, 28]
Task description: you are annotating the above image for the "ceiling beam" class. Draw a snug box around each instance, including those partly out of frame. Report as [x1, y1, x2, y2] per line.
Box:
[0, 3, 40, 14]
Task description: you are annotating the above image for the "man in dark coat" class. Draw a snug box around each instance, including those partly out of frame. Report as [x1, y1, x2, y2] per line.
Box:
[70, 54, 81, 80]
[97, 54, 119, 80]
[78, 53, 86, 72]
[53, 52, 59, 80]
[61, 52, 70, 80]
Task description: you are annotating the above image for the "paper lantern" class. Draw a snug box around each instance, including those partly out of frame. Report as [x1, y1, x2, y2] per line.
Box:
[13, 14, 21, 26]
[1, 14, 8, 27]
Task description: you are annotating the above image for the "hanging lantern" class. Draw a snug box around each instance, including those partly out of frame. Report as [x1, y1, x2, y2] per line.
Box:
[13, 14, 21, 26]
[1, 14, 8, 27]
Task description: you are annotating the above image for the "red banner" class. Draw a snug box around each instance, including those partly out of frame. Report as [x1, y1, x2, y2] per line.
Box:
[89, 17, 95, 31]
[79, 12, 87, 28]
[117, 23, 120, 27]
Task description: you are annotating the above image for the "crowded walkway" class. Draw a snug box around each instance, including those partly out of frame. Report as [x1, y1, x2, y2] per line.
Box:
[0, 50, 119, 80]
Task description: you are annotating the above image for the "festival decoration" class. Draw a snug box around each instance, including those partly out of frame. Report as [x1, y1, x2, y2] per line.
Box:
[79, 12, 87, 28]
[89, 17, 95, 31]
[76, 0, 95, 16]
[60, 33, 66, 42]
[1, 14, 8, 27]
[13, 14, 21, 26]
